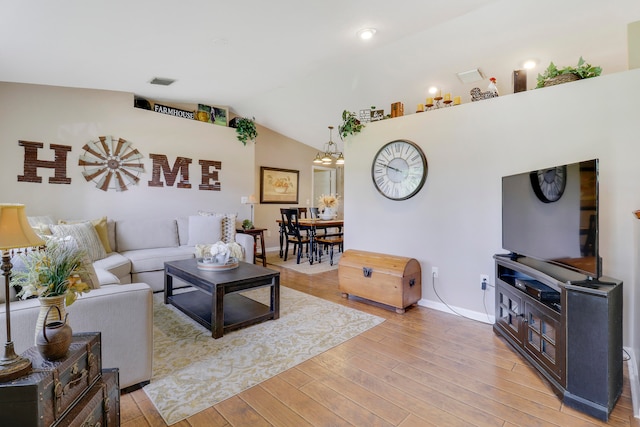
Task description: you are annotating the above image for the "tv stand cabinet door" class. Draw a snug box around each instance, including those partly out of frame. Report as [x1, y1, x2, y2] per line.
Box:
[495, 281, 524, 346]
[523, 300, 564, 384]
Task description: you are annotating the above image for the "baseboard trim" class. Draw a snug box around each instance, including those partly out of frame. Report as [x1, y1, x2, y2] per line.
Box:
[625, 346, 640, 418]
[418, 298, 495, 324]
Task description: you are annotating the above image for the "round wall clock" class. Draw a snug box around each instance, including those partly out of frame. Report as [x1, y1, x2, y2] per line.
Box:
[371, 139, 427, 201]
[78, 136, 145, 192]
[530, 165, 567, 203]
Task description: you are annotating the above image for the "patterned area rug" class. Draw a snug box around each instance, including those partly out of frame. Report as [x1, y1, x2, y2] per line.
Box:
[266, 250, 341, 274]
[144, 286, 384, 425]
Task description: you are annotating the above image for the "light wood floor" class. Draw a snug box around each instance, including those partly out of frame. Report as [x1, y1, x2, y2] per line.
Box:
[121, 266, 639, 427]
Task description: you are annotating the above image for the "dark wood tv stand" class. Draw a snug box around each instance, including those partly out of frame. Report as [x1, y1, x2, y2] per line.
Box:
[493, 254, 623, 421]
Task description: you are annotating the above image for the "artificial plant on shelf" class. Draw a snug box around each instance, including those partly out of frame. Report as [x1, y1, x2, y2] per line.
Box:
[232, 116, 258, 145]
[536, 57, 602, 88]
[338, 110, 365, 140]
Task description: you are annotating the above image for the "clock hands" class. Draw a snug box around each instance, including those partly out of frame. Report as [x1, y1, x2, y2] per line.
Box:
[376, 161, 403, 173]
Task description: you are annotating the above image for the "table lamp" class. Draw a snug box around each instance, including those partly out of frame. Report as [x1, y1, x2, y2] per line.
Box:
[0, 204, 45, 382]
[243, 194, 257, 224]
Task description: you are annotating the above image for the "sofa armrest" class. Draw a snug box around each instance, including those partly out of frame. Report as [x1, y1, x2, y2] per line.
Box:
[1, 283, 153, 390]
[235, 233, 254, 264]
[67, 283, 153, 389]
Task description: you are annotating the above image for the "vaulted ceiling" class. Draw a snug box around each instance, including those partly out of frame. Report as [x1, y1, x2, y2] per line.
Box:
[1, 0, 639, 150]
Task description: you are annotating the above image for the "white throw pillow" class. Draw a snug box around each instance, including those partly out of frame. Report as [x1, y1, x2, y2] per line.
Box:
[187, 215, 222, 246]
[197, 211, 237, 243]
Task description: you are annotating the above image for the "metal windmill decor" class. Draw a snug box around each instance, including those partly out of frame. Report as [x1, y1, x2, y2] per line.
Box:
[78, 136, 145, 191]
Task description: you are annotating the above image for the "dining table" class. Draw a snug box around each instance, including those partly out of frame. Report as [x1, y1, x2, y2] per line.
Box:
[276, 217, 344, 264]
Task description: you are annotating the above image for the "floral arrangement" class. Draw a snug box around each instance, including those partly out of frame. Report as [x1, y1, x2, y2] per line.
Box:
[10, 238, 90, 306]
[195, 241, 244, 261]
[317, 194, 340, 209]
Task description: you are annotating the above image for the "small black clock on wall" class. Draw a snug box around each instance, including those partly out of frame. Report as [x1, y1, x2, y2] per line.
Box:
[371, 139, 427, 200]
[530, 165, 567, 203]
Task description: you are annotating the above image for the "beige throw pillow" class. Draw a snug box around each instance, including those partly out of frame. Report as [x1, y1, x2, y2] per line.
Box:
[51, 222, 107, 262]
[59, 217, 112, 253]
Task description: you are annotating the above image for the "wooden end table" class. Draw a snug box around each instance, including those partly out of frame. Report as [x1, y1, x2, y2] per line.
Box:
[236, 227, 267, 267]
[164, 259, 279, 339]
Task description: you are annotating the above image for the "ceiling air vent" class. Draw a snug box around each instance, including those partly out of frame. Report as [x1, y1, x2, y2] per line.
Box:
[149, 77, 176, 86]
[456, 69, 484, 84]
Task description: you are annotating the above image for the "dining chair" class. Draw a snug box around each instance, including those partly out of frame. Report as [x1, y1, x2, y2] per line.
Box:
[309, 207, 320, 219]
[315, 234, 343, 266]
[280, 208, 310, 264]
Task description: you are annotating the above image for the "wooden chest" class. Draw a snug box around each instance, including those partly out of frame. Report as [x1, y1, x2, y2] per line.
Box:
[57, 368, 120, 427]
[338, 249, 421, 313]
[0, 332, 102, 427]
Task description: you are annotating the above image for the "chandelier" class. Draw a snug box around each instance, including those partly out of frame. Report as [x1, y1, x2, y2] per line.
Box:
[313, 126, 344, 165]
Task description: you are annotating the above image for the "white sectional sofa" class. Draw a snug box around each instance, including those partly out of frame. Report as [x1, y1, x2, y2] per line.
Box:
[0, 215, 254, 390]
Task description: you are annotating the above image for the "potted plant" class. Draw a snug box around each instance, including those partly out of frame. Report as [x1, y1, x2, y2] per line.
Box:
[536, 57, 602, 88]
[11, 238, 90, 306]
[11, 238, 91, 342]
[338, 110, 364, 140]
[242, 219, 253, 230]
[230, 116, 258, 145]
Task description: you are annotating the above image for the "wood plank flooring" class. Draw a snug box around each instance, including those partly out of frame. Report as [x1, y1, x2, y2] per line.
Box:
[121, 266, 638, 426]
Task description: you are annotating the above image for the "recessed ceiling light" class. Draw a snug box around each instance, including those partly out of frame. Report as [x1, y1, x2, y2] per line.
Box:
[428, 86, 439, 94]
[523, 60, 537, 69]
[357, 28, 376, 40]
[149, 77, 176, 86]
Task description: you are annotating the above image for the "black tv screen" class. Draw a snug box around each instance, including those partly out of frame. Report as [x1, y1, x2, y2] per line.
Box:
[502, 159, 599, 278]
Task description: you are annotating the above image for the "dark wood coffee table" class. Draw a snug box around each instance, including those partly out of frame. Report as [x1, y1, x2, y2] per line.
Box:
[164, 259, 280, 339]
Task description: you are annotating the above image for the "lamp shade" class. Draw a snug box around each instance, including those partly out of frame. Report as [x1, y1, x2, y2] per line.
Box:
[0, 204, 45, 250]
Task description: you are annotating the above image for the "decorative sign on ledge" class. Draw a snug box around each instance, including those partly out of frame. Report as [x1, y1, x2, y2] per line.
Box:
[134, 96, 229, 127]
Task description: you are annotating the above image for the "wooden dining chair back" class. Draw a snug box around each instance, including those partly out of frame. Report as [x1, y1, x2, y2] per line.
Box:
[280, 208, 310, 264]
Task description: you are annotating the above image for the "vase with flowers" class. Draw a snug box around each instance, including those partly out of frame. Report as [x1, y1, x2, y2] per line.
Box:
[317, 194, 340, 220]
[10, 238, 90, 346]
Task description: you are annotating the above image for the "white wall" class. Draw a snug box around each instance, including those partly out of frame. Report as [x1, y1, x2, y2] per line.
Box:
[0, 83, 255, 220]
[343, 69, 640, 353]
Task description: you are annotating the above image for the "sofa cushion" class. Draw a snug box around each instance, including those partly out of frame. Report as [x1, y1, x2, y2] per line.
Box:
[79, 251, 101, 290]
[187, 215, 222, 246]
[94, 267, 120, 286]
[116, 218, 179, 251]
[27, 215, 55, 237]
[93, 252, 131, 281]
[59, 216, 112, 253]
[107, 219, 116, 252]
[50, 222, 107, 262]
[120, 246, 195, 274]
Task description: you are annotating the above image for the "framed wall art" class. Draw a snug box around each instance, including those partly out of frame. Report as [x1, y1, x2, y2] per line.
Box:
[260, 166, 299, 204]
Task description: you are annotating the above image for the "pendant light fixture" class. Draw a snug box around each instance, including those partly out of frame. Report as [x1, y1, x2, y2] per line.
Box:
[313, 126, 344, 165]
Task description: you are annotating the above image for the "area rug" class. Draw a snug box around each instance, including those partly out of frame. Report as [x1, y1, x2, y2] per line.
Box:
[143, 286, 384, 425]
[266, 250, 341, 274]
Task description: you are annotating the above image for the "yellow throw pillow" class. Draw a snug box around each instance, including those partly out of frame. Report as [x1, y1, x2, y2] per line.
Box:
[59, 217, 112, 253]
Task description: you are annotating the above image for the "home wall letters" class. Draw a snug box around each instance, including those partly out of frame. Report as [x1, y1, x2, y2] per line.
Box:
[16, 140, 222, 191]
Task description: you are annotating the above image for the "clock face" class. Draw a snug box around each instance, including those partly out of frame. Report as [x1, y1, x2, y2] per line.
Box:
[371, 140, 427, 200]
[530, 165, 567, 203]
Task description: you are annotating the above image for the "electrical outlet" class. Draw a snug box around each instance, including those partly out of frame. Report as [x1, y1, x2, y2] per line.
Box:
[480, 274, 489, 290]
[432, 267, 439, 278]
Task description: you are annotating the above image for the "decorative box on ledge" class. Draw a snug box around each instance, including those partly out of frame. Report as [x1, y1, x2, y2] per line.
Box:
[0, 332, 120, 426]
[338, 249, 421, 313]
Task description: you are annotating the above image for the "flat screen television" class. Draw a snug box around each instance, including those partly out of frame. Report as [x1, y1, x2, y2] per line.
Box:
[502, 159, 600, 278]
